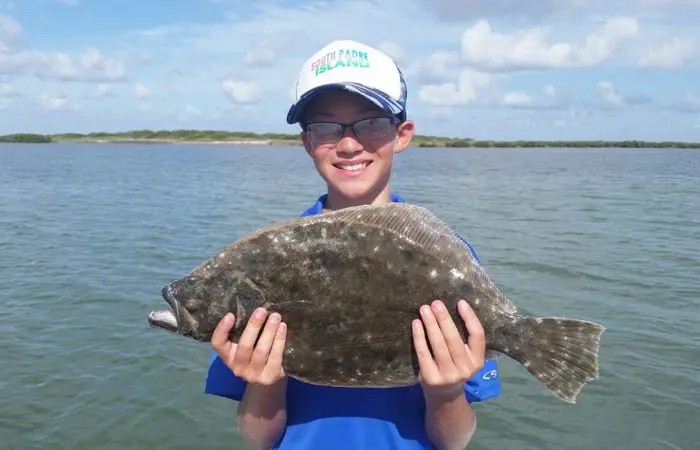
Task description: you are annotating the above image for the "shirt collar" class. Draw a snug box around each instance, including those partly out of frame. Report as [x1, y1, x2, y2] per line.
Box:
[300, 193, 406, 217]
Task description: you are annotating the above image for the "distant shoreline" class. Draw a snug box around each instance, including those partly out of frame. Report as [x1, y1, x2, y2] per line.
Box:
[87, 138, 277, 146]
[1, 131, 698, 149]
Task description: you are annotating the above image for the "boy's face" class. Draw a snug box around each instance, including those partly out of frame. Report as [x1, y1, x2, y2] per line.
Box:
[300, 90, 414, 206]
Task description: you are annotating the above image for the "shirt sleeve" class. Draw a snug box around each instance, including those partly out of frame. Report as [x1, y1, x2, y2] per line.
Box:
[464, 358, 501, 402]
[204, 352, 247, 401]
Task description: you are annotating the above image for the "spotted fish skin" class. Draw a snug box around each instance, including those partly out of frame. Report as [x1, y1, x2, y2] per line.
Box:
[150, 203, 605, 403]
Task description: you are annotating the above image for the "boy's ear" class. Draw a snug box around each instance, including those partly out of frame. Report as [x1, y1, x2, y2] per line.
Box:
[393, 119, 415, 154]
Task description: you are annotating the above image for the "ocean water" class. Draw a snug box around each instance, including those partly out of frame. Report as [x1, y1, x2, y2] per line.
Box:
[1, 143, 698, 449]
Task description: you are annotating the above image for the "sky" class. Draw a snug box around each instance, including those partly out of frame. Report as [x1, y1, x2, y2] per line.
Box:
[0, 0, 699, 141]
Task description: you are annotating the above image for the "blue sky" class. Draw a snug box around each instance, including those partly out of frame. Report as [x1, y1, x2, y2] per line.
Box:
[1, 0, 699, 141]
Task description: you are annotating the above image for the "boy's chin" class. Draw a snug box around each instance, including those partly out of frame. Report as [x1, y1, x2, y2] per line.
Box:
[332, 183, 384, 202]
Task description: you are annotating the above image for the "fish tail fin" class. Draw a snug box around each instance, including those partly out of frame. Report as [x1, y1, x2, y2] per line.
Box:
[507, 316, 605, 403]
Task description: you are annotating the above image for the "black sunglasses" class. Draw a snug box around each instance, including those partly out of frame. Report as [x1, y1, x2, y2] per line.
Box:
[304, 117, 400, 144]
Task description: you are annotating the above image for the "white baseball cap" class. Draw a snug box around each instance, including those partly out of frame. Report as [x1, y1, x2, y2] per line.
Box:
[286, 39, 407, 125]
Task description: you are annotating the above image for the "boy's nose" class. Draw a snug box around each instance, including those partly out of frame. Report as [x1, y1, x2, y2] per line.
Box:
[337, 127, 363, 153]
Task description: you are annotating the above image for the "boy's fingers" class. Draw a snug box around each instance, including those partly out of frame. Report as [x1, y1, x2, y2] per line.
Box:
[237, 308, 267, 345]
[233, 308, 268, 365]
[249, 313, 282, 369]
[266, 322, 287, 373]
[412, 319, 437, 375]
[420, 304, 452, 366]
[211, 313, 235, 358]
[458, 300, 486, 362]
[431, 300, 468, 364]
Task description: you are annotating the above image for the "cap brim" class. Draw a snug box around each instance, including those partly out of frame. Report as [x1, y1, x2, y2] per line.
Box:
[286, 82, 404, 124]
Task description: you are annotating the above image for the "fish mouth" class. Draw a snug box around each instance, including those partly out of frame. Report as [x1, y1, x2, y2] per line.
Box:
[147, 285, 180, 333]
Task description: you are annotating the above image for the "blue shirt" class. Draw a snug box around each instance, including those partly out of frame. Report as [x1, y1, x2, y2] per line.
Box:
[205, 193, 501, 449]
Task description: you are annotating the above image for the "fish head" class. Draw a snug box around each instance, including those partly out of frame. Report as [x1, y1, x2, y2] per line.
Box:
[148, 269, 266, 343]
[147, 277, 209, 341]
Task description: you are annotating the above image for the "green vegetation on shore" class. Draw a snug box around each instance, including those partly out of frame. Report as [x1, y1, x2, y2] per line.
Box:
[1, 129, 698, 148]
[0, 133, 53, 143]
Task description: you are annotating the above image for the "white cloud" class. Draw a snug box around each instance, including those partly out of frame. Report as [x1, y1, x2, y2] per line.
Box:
[460, 17, 639, 71]
[0, 81, 17, 97]
[0, 12, 23, 52]
[221, 77, 260, 103]
[638, 37, 697, 68]
[597, 81, 650, 107]
[597, 81, 624, 106]
[417, 50, 460, 83]
[0, 45, 126, 82]
[419, 69, 570, 110]
[540, 85, 572, 107]
[46, 48, 125, 81]
[134, 83, 150, 98]
[39, 93, 68, 111]
[419, 68, 493, 105]
[244, 41, 277, 68]
[2, 12, 126, 81]
[503, 91, 534, 107]
[92, 83, 112, 98]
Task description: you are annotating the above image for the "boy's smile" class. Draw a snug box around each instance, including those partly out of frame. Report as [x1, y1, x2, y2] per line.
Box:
[333, 159, 372, 177]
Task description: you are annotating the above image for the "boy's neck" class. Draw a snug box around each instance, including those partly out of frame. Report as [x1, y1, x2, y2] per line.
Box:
[323, 187, 392, 212]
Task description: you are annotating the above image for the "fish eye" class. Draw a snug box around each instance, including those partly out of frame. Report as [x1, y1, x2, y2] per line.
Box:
[183, 297, 201, 312]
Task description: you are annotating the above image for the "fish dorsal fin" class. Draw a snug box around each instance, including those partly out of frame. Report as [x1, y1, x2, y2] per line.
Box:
[310, 203, 481, 275]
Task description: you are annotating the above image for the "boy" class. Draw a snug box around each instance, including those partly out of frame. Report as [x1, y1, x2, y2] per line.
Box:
[205, 39, 501, 450]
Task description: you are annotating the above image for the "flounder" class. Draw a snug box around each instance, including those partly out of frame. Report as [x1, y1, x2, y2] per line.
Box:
[148, 202, 604, 403]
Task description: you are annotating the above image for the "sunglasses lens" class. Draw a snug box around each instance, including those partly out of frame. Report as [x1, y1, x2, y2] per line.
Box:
[355, 117, 394, 142]
[307, 123, 342, 143]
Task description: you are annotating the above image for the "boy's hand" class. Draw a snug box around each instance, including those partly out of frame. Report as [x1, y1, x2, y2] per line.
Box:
[211, 308, 287, 385]
[412, 299, 486, 399]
